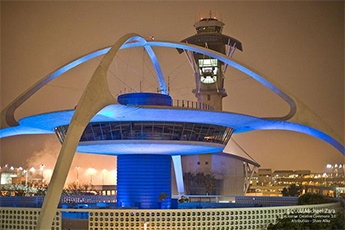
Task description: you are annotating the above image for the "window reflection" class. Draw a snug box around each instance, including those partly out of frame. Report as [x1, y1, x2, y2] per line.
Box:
[55, 122, 234, 145]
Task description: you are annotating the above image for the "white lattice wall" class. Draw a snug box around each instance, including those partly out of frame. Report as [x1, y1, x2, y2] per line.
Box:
[86, 202, 340, 230]
[0, 202, 340, 230]
[0, 208, 61, 230]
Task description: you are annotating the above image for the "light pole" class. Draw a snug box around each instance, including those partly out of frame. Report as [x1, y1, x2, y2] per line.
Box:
[76, 166, 80, 183]
[39, 164, 45, 184]
[87, 168, 96, 185]
[29, 167, 35, 184]
[102, 169, 107, 185]
[24, 169, 28, 195]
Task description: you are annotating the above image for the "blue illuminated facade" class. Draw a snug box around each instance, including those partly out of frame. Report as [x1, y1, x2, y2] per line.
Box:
[117, 154, 171, 209]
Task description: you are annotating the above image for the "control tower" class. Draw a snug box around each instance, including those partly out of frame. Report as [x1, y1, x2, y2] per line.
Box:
[180, 14, 243, 111]
[178, 15, 248, 195]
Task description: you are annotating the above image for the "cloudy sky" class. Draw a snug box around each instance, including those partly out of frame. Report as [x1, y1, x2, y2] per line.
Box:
[0, 1, 344, 183]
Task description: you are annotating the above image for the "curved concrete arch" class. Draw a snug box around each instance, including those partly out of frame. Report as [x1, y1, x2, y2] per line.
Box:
[1, 36, 342, 150]
[141, 40, 343, 149]
[0, 37, 167, 129]
[36, 33, 151, 229]
[118, 40, 297, 121]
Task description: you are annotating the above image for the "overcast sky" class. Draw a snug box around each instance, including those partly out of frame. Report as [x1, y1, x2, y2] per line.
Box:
[0, 1, 344, 180]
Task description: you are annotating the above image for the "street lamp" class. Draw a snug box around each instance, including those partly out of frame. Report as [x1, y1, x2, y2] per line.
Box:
[87, 168, 96, 184]
[76, 166, 80, 183]
[102, 169, 107, 185]
[39, 164, 45, 183]
[23, 169, 28, 194]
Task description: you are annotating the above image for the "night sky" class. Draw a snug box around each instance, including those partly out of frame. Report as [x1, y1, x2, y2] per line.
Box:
[0, 1, 344, 184]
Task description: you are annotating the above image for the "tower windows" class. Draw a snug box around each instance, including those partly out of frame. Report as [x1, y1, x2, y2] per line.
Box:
[199, 59, 218, 84]
[207, 95, 211, 101]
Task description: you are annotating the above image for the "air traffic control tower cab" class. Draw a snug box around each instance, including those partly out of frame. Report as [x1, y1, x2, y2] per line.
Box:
[180, 15, 243, 111]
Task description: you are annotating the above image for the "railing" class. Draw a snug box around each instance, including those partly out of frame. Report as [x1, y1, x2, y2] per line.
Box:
[60, 195, 116, 204]
[0, 202, 341, 230]
[172, 99, 214, 111]
[0, 195, 300, 208]
[172, 195, 299, 206]
[0, 195, 116, 208]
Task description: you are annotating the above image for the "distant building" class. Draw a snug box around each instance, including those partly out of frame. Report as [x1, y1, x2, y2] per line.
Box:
[258, 169, 272, 185]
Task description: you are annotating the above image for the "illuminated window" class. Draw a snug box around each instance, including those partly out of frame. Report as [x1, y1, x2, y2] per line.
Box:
[198, 59, 218, 84]
[56, 121, 234, 145]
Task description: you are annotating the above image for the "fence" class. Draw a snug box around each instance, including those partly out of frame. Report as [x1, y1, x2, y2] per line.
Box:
[0, 207, 61, 230]
[0, 195, 116, 208]
[172, 195, 299, 206]
[0, 202, 341, 230]
[0, 195, 299, 208]
[172, 99, 214, 111]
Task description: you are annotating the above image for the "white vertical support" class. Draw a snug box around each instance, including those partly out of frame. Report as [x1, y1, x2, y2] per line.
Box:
[172, 155, 185, 195]
[36, 33, 144, 230]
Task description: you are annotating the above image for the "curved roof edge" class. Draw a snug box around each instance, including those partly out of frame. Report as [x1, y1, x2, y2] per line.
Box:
[215, 152, 260, 167]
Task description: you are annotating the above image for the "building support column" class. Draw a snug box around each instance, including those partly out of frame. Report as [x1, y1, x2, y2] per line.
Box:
[172, 155, 185, 195]
[36, 33, 143, 230]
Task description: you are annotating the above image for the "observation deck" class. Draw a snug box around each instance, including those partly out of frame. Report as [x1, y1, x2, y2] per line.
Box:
[54, 93, 232, 155]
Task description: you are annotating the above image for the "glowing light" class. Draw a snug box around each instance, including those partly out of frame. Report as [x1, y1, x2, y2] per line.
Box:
[30, 167, 35, 173]
[111, 170, 117, 184]
[18, 167, 23, 170]
[87, 168, 96, 174]
[326, 164, 332, 169]
[335, 164, 338, 168]
[87, 168, 97, 184]
[39, 164, 45, 171]
[43, 169, 52, 176]
[10, 166, 14, 170]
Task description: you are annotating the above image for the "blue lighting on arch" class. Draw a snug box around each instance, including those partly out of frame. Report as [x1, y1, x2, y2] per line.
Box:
[47, 48, 111, 83]
[0, 37, 343, 156]
[0, 105, 343, 155]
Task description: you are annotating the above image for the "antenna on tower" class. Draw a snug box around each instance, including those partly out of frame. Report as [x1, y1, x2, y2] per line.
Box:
[168, 76, 170, 95]
[209, 10, 212, 18]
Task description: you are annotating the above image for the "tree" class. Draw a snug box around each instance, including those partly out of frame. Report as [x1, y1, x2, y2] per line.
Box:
[183, 172, 218, 195]
[297, 193, 335, 205]
[281, 184, 302, 196]
[62, 182, 95, 195]
[158, 192, 168, 202]
[204, 174, 216, 195]
[183, 172, 194, 193]
[195, 173, 205, 191]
